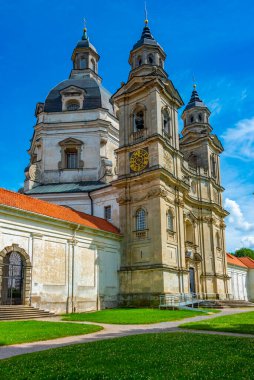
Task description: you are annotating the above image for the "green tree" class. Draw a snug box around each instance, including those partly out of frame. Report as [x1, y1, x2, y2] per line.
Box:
[234, 248, 254, 260]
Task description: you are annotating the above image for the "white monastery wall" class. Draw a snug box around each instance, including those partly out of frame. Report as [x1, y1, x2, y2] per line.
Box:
[0, 207, 121, 313]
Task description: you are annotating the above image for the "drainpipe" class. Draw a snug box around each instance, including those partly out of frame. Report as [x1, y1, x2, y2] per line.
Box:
[88, 191, 94, 216]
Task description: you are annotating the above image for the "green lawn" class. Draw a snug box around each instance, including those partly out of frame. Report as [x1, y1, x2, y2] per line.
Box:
[1, 333, 254, 379]
[181, 310, 254, 334]
[62, 308, 218, 324]
[0, 321, 102, 346]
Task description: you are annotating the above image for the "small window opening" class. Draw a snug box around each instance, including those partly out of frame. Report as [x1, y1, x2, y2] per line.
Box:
[67, 101, 80, 111]
[91, 58, 96, 72]
[136, 209, 146, 231]
[79, 56, 87, 69]
[148, 54, 154, 64]
[104, 206, 112, 221]
[135, 110, 144, 130]
[162, 109, 170, 134]
[66, 149, 78, 169]
[137, 56, 142, 66]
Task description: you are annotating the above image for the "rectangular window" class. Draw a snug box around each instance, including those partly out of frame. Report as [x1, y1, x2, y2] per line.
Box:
[104, 206, 112, 221]
[66, 152, 77, 169]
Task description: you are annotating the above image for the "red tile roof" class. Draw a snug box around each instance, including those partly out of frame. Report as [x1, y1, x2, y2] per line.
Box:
[0, 188, 120, 235]
[226, 253, 247, 268]
[238, 256, 254, 269]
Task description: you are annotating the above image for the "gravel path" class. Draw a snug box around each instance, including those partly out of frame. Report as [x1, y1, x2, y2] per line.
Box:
[0, 308, 253, 360]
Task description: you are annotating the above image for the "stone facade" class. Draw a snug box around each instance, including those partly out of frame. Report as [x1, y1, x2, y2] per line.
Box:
[15, 23, 231, 308]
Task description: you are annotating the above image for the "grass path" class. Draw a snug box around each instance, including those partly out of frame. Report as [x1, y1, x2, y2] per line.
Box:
[61, 308, 217, 324]
[0, 321, 102, 346]
[180, 310, 254, 334]
[0, 333, 254, 379]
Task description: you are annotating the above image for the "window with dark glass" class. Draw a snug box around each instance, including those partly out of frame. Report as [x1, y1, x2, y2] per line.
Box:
[148, 54, 154, 64]
[104, 206, 112, 221]
[135, 110, 144, 130]
[67, 102, 80, 111]
[66, 149, 78, 169]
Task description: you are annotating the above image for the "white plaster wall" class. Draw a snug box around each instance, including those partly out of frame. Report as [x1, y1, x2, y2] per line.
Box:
[247, 269, 254, 302]
[0, 207, 121, 313]
[228, 265, 248, 300]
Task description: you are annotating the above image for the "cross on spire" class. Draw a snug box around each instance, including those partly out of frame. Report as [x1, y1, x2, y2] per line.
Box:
[144, 1, 148, 25]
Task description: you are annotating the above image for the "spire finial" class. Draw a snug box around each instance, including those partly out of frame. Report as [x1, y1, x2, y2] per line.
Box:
[192, 74, 197, 89]
[144, 1, 148, 25]
[82, 18, 88, 40]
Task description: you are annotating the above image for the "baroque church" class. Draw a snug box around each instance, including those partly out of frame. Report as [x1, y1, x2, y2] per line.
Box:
[0, 21, 230, 312]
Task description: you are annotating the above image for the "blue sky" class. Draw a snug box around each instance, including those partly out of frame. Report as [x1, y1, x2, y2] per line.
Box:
[0, 0, 254, 251]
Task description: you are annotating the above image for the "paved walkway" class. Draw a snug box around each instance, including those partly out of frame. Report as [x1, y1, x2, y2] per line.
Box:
[0, 308, 253, 360]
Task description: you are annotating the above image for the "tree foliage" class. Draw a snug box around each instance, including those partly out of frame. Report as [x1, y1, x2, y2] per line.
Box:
[234, 248, 254, 259]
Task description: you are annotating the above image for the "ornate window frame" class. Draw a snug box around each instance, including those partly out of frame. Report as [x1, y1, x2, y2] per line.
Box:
[58, 138, 84, 170]
[60, 86, 85, 111]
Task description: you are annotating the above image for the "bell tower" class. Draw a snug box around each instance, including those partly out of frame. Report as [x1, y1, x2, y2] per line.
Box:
[112, 21, 189, 305]
[180, 85, 223, 189]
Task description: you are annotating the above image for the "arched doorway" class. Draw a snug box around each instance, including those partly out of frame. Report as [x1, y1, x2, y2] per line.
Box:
[2, 252, 24, 305]
[0, 245, 32, 305]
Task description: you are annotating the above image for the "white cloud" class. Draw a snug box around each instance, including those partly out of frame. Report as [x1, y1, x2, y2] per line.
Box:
[240, 236, 254, 248]
[207, 98, 222, 115]
[224, 198, 254, 232]
[222, 116, 254, 160]
[240, 89, 247, 101]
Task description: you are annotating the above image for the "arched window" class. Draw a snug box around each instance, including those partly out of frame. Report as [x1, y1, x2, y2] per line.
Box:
[167, 210, 174, 231]
[2, 252, 24, 305]
[136, 209, 146, 231]
[198, 113, 202, 122]
[190, 115, 194, 123]
[134, 110, 144, 130]
[79, 56, 87, 69]
[66, 100, 80, 111]
[137, 56, 142, 66]
[91, 58, 96, 72]
[185, 221, 194, 243]
[147, 54, 154, 65]
[162, 109, 170, 135]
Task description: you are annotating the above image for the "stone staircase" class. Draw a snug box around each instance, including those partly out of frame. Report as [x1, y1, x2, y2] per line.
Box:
[199, 299, 254, 309]
[0, 305, 55, 320]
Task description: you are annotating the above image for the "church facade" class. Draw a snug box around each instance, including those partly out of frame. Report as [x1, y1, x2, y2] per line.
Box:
[0, 22, 230, 311]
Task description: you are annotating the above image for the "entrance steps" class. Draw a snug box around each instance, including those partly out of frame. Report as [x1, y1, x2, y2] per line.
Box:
[0, 305, 55, 321]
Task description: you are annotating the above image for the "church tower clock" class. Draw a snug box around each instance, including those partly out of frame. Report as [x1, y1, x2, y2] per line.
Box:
[112, 21, 190, 305]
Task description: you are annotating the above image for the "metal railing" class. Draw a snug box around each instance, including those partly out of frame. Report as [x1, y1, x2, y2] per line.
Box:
[159, 292, 234, 309]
